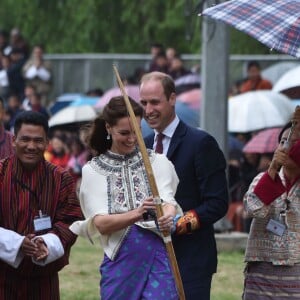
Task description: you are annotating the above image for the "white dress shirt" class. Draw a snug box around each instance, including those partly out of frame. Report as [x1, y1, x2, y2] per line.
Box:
[153, 115, 180, 155]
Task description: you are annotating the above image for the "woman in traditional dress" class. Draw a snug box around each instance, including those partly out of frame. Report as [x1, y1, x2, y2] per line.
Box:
[243, 116, 300, 300]
[70, 96, 182, 300]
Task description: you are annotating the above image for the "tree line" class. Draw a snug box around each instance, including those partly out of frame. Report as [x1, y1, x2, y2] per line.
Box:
[1, 0, 272, 55]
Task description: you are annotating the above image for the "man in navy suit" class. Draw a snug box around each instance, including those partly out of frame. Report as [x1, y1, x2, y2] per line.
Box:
[140, 71, 229, 300]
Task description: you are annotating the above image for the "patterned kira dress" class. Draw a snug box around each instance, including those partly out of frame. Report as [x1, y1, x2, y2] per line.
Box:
[243, 170, 300, 300]
[70, 149, 182, 300]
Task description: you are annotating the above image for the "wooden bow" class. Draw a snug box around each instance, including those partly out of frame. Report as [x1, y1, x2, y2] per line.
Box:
[113, 65, 185, 300]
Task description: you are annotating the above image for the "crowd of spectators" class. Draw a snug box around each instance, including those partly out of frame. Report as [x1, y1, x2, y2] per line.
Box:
[229, 60, 273, 96]
[226, 60, 274, 233]
[0, 28, 52, 133]
[144, 43, 201, 94]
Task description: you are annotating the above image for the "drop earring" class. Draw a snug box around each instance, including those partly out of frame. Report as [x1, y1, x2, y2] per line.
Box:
[106, 134, 111, 140]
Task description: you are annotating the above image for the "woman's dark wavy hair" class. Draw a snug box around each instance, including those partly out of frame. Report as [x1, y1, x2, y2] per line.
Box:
[88, 96, 143, 154]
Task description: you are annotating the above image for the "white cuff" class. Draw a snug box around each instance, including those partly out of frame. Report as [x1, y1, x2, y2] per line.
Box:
[0, 227, 25, 268]
[32, 233, 64, 266]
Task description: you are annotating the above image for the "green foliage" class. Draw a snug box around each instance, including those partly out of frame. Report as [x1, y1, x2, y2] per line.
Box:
[0, 0, 275, 55]
[230, 28, 275, 54]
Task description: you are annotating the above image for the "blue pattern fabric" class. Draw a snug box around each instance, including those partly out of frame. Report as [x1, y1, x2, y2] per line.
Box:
[100, 225, 178, 300]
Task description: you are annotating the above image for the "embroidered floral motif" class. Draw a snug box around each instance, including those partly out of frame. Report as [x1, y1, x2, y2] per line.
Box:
[89, 149, 154, 214]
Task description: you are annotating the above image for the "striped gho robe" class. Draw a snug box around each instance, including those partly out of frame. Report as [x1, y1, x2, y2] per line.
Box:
[0, 155, 83, 300]
[0, 125, 14, 159]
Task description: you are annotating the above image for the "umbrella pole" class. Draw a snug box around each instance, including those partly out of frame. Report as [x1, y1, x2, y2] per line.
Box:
[113, 65, 186, 300]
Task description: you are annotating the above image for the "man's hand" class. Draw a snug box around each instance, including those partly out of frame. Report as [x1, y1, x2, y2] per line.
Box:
[21, 234, 37, 256]
[33, 238, 49, 261]
[21, 235, 49, 261]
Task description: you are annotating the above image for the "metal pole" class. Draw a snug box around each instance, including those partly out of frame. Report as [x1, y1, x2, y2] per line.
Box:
[201, 0, 229, 155]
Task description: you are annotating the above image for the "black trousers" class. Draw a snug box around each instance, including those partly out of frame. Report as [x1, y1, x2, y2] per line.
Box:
[183, 275, 212, 300]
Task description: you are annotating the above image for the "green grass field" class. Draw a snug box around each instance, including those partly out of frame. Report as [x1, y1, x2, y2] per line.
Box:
[60, 237, 245, 300]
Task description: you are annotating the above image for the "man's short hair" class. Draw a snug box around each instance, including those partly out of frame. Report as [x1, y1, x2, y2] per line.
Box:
[14, 111, 49, 136]
[140, 71, 175, 100]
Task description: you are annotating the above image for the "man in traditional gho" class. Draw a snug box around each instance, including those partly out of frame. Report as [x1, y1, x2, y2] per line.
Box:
[0, 111, 82, 300]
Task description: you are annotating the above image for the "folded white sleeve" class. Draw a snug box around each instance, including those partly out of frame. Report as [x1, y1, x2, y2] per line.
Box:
[0, 227, 25, 268]
[32, 233, 64, 266]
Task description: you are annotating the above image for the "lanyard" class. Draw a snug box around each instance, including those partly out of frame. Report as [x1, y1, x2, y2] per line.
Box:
[12, 162, 48, 213]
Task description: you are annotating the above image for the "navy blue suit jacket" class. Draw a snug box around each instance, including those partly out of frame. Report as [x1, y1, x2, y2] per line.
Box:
[145, 121, 229, 283]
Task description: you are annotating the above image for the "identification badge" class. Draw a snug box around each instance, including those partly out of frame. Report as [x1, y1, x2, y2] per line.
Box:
[34, 210, 52, 232]
[266, 219, 286, 236]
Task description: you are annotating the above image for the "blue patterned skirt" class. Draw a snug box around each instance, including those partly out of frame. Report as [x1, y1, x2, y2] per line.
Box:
[100, 225, 178, 300]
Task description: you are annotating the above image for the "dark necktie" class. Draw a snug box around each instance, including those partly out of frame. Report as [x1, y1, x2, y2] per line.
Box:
[155, 133, 164, 154]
